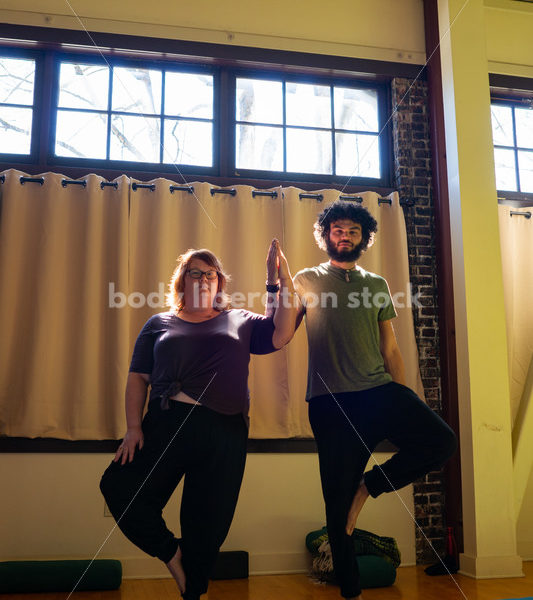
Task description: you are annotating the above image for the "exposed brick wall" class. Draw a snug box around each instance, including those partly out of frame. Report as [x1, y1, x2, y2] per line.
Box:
[391, 77, 448, 563]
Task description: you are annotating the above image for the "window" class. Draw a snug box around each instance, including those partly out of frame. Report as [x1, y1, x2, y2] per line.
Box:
[0, 43, 392, 188]
[0, 55, 36, 155]
[234, 77, 382, 179]
[54, 60, 215, 167]
[491, 100, 533, 193]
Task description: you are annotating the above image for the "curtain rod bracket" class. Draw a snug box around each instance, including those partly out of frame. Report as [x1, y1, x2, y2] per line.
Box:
[61, 179, 87, 188]
[132, 182, 155, 191]
[20, 176, 44, 186]
[211, 188, 237, 196]
[339, 195, 363, 203]
[170, 185, 194, 194]
[252, 190, 278, 199]
[299, 193, 323, 202]
[510, 211, 531, 219]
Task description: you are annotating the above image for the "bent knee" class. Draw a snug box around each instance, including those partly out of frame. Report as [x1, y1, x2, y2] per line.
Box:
[439, 425, 457, 461]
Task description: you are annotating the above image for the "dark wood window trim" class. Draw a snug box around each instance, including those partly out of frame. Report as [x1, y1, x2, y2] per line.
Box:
[0, 436, 395, 454]
[0, 22, 426, 191]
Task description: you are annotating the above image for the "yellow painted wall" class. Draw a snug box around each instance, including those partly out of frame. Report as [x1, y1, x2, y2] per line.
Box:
[485, 0, 533, 77]
[484, 0, 533, 562]
[0, 0, 426, 63]
[1, 453, 416, 575]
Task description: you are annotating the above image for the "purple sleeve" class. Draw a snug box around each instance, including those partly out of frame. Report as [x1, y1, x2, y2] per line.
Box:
[248, 312, 277, 355]
[129, 317, 156, 374]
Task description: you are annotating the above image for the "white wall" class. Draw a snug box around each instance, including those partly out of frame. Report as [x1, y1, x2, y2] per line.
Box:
[1, 453, 415, 577]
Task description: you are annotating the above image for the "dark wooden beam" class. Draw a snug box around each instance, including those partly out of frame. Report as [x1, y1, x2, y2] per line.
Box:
[423, 0, 463, 553]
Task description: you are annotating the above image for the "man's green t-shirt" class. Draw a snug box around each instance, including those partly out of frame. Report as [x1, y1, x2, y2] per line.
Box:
[293, 262, 397, 400]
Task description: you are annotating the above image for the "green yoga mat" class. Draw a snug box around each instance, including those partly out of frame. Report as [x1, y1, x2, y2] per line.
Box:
[0, 559, 122, 593]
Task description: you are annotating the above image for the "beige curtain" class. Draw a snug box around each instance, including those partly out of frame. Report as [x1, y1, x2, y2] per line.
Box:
[498, 205, 533, 424]
[0, 170, 129, 439]
[282, 188, 425, 429]
[0, 171, 423, 439]
[128, 180, 291, 439]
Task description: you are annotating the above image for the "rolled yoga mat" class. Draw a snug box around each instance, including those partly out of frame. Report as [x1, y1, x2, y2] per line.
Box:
[0, 559, 122, 593]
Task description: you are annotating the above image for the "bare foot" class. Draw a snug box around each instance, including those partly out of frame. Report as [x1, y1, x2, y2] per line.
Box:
[345, 481, 370, 536]
[166, 544, 186, 595]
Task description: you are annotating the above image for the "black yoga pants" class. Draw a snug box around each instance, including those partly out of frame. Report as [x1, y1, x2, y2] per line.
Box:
[309, 381, 457, 598]
[100, 401, 248, 600]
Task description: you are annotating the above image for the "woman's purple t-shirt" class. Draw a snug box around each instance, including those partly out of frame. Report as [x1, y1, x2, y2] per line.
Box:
[129, 309, 277, 419]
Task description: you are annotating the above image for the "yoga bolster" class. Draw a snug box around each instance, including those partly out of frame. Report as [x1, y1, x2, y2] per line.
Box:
[358, 555, 397, 589]
[0, 559, 122, 593]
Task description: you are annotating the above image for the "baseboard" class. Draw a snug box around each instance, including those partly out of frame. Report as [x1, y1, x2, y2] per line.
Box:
[459, 553, 524, 578]
[120, 552, 313, 579]
[249, 552, 312, 575]
[120, 550, 416, 579]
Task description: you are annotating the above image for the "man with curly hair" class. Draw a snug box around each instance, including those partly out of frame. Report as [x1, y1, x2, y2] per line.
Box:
[291, 201, 456, 600]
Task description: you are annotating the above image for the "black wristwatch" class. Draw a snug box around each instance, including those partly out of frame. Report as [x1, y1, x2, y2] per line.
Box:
[266, 282, 280, 293]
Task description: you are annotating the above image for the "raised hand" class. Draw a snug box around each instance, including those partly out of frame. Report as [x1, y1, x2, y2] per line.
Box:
[267, 238, 291, 283]
[266, 238, 280, 284]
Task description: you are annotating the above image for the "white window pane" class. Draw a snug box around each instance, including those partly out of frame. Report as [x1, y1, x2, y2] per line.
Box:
[0, 57, 35, 105]
[165, 73, 213, 119]
[491, 105, 514, 147]
[286, 82, 331, 128]
[286, 128, 332, 174]
[236, 124, 283, 171]
[0, 106, 32, 154]
[58, 63, 109, 110]
[518, 150, 533, 193]
[110, 115, 160, 162]
[494, 148, 517, 191]
[236, 78, 282, 124]
[163, 119, 212, 166]
[515, 108, 533, 150]
[336, 132, 380, 178]
[334, 87, 378, 132]
[112, 67, 162, 115]
[55, 110, 107, 159]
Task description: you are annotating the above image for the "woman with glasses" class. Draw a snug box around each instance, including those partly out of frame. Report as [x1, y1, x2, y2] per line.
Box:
[100, 241, 296, 600]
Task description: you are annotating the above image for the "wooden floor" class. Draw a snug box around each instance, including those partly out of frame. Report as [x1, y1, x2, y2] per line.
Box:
[2, 563, 532, 600]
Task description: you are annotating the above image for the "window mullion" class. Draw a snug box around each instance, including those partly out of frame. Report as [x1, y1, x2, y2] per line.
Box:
[282, 80, 287, 173]
[330, 85, 336, 176]
[160, 70, 165, 164]
[40, 49, 55, 165]
[511, 106, 521, 192]
[106, 65, 113, 161]
[219, 69, 231, 178]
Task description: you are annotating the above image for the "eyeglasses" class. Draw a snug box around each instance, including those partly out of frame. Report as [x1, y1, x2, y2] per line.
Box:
[186, 268, 219, 280]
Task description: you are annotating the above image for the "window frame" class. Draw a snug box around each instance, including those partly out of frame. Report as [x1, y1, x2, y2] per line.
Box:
[0, 46, 44, 163]
[490, 73, 533, 205]
[47, 51, 220, 176]
[228, 68, 392, 188]
[0, 24, 408, 192]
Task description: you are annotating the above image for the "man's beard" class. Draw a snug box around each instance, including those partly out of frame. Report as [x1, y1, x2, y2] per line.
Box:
[325, 238, 366, 262]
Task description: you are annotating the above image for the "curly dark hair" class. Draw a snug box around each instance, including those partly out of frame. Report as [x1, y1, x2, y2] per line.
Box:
[313, 201, 378, 252]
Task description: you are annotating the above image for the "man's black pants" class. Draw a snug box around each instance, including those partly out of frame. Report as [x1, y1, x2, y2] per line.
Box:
[309, 382, 457, 598]
[100, 401, 247, 600]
